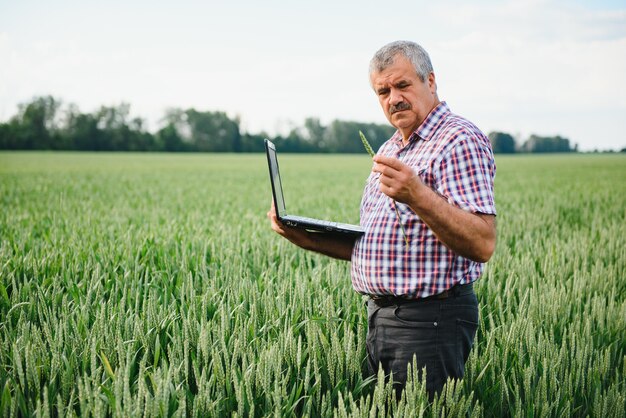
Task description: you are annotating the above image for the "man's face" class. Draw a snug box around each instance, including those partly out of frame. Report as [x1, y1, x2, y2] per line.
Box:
[370, 55, 438, 136]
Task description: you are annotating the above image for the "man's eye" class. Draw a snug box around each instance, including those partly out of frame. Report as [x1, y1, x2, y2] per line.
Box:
[378, 89, 389, 96]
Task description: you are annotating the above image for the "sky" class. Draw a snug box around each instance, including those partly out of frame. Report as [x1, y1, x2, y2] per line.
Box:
[1, 0, 625, 150]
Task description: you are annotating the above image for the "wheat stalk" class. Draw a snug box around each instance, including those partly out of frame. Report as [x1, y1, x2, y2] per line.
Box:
[359, 131, 375, 157]
[359, 131, 409, 246]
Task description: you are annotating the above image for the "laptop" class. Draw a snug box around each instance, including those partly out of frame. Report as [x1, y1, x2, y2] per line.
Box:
[265, 139, 365, 236]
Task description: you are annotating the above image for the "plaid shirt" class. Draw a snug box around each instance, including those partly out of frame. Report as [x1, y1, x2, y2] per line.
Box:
[351, 102, 496, 299]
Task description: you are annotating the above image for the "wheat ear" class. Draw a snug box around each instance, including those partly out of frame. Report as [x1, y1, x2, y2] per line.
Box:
[358, 131, 409, 246]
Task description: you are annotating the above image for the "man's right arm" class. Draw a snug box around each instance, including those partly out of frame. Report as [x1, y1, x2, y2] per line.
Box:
[267, 204, 356, 261]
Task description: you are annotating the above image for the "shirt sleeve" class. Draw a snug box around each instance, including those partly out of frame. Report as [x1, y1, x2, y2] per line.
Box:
[437, 134, 497, 215]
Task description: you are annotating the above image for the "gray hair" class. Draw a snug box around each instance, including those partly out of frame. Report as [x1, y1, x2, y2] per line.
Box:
[369, 41, 433, 82]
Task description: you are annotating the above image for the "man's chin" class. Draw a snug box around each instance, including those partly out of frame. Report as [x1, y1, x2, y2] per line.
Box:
[391, 114, 414, 128]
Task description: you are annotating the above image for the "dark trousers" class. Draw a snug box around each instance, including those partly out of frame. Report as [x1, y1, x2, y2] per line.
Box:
[366, 284, 478, 398]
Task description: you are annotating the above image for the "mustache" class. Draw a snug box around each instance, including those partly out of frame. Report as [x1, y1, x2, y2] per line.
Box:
[389, 102, 411, 114]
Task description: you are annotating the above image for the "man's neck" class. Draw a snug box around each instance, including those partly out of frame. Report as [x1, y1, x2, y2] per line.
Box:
[399, 98, 441, 145]
[399, 127, 418, 146]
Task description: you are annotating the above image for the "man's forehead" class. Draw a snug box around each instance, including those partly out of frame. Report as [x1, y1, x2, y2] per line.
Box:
[372, 55, 417, 77]
[371, 67, 416, 86]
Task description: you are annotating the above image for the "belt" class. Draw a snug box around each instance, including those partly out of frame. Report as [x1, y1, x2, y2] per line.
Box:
[369, 283, 474, 307]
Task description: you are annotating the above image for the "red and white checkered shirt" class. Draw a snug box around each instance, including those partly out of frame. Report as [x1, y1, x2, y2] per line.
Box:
[351, 102, 496, 299]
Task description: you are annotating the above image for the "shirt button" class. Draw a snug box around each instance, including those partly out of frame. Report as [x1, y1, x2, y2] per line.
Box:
[433, 322, 438, 327]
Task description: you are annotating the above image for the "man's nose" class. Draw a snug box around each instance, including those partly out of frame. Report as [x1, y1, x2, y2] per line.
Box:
[389, 88, 403, 105]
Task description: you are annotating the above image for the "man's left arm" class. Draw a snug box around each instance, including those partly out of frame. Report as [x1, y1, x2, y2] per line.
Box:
[373, 149, 496, 263]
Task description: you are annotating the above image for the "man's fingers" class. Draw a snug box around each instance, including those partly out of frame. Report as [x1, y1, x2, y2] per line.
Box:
[269, 215, 288, 235]
[373, 163, 399, 179]
[373, 155, 404, 170]
[377, 173, 394, 188]
[372, 156, 409, 180]
[378, 179, 398, 197]
[268, 200, 286, 234]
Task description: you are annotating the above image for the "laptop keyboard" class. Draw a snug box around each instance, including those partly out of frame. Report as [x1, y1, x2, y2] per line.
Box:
[287, 215, 335, 226]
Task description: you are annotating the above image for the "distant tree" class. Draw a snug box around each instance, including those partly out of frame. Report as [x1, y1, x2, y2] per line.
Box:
[3, 96, 63, 149]
[65, 110, 100, 150]
[127, 117, 155, 151]
[302, 117, 326, 149]
[323, 120, 394, 153]
[273, 130, 318, 153]
[488, 131, 516, 153]
[0, 120, 20, 149]
[185, 109, 241, 152]
[156, 124, 187, 152]
[62, 102, 158, 151]
[324, 120, 360, 153]
[0, 94, 399, 153]
[351, 123, 394, 153]
[522, 135, 575, 153]
[160, 108, 192, 150]
[94, 104, 127, 150]
[239, 133, 266, 152]
[0, 124, 6, 149]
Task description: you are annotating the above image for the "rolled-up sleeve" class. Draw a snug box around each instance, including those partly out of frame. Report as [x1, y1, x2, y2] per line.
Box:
[437, 135, 497, 215]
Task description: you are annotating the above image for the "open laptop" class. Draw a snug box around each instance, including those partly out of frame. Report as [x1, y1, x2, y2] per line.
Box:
[265, 139, 365, 236]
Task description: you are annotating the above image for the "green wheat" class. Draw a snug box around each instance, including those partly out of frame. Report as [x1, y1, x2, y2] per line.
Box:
[359, 130, 376, 157]
[359, 130, 410, 246]
[0, 151, 624, 417]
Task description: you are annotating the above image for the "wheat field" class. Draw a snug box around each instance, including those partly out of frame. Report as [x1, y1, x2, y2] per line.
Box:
[0, 152, 624, 417]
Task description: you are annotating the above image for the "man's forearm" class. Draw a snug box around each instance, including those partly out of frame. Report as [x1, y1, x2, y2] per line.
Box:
[408, 185, 496, 263]
[269, 205, 356, 261]
[303, 232, 356, 261]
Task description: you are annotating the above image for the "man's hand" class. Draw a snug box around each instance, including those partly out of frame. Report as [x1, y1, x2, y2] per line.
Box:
[267, 202, 315, 250]
[372, 155, 496, 263]
[267, 201, 357, 261]
[372, 155, 424, 206]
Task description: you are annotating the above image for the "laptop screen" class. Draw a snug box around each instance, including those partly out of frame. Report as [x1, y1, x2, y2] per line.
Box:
[265, 140, 287, 218]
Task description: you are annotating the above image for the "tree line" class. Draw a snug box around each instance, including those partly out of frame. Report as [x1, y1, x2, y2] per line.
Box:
[488, 131, 579, 154]
[0, 96, 396, 153]
[0, 95, 585, 154]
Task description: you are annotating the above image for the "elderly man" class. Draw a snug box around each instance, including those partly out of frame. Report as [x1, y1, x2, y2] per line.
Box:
[268, 40, 496, 397]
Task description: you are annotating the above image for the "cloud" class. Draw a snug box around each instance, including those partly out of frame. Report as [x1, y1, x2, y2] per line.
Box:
[431, 0, 626, 42]
[0, 0, 624, 149]
[423, 0, 626, 149]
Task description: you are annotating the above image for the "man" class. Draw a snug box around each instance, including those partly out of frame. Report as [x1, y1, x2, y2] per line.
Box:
[267, 40, 496, 397]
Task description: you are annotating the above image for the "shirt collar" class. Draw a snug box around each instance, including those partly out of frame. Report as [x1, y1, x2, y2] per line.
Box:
[390, 101, 451, 147]
[416, 101, 450, 142]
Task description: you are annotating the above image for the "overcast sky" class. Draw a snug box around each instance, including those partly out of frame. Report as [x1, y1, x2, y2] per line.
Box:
[1, 0, 625, 150]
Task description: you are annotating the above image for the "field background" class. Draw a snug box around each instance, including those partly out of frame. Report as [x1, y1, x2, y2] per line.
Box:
[0, 152, 625, 417]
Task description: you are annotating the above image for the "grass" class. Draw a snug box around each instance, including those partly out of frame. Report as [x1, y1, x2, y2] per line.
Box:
[0, 151, 625, 417]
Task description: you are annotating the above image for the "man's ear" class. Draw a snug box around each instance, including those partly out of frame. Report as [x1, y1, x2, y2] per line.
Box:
[428, 72, 437, 94]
